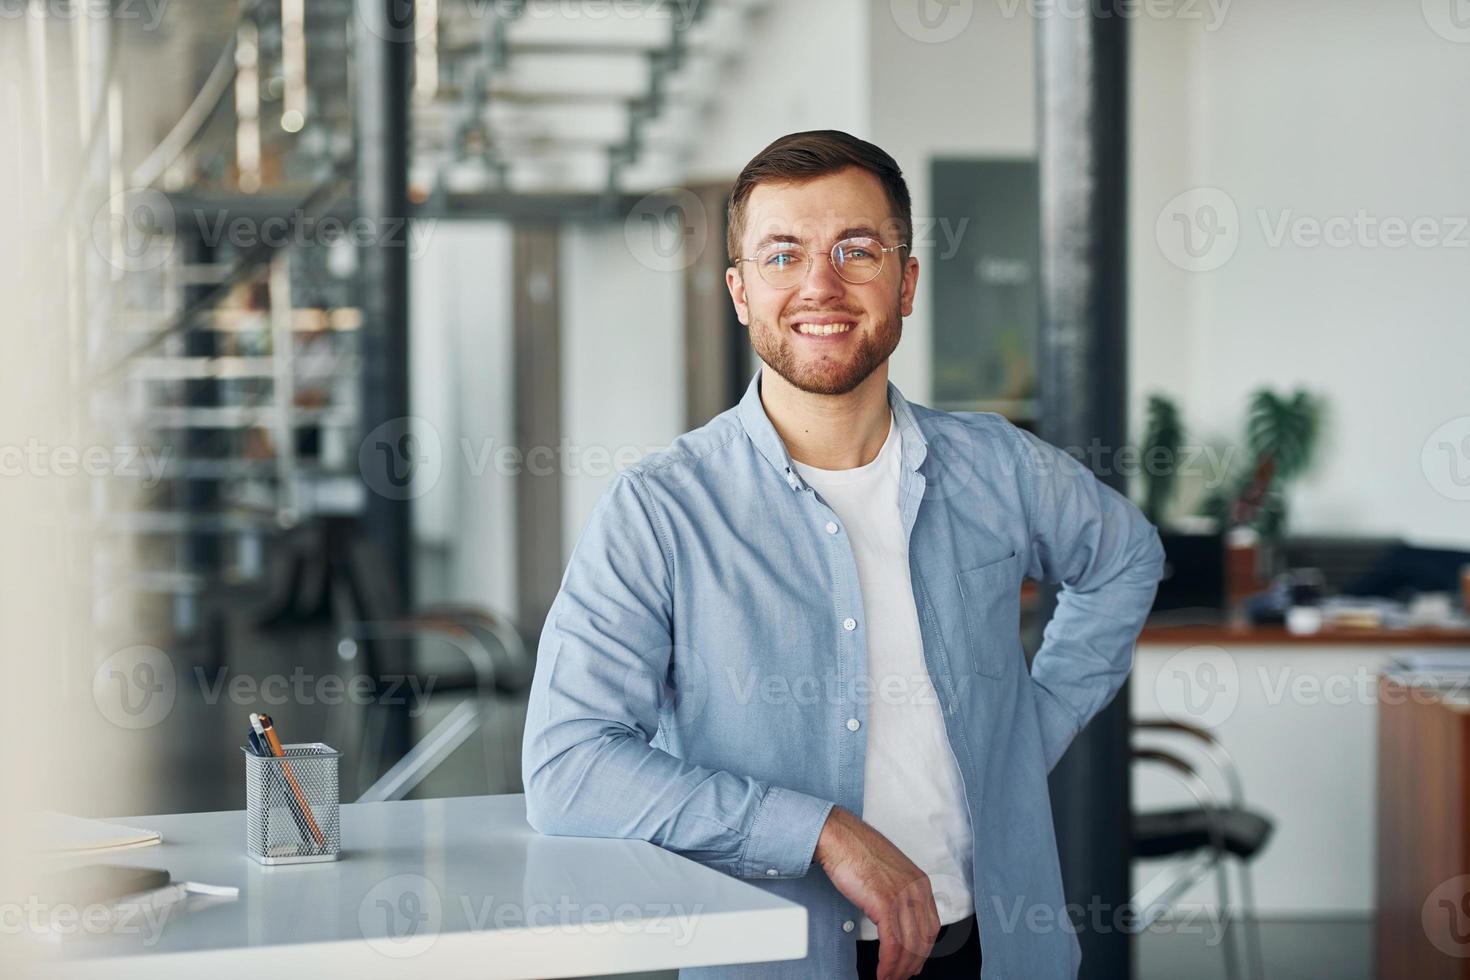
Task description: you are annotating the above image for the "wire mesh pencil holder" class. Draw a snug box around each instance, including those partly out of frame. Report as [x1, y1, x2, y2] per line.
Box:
[243, 742, 342, 866]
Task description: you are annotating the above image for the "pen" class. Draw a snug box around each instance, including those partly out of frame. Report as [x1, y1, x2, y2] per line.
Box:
[250, 713, 326, 850]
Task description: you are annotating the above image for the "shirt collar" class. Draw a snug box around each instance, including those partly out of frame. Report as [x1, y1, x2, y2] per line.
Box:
[736, 365, 930, 491]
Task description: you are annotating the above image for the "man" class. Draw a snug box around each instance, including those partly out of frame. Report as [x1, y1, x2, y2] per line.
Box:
[523, 130, 1164, 980]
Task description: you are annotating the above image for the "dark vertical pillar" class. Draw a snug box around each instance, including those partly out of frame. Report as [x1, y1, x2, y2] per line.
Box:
[1036, 5, 1132, 979]
[512, 226, 563, 638]
[682, 183, 742, 428]
[355, 0, 414, 604]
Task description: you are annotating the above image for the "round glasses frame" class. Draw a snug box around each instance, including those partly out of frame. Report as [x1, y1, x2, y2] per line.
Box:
[736, 237, 910, 288]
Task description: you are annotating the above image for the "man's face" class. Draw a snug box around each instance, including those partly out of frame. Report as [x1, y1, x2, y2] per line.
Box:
[726, 166, 919, 396]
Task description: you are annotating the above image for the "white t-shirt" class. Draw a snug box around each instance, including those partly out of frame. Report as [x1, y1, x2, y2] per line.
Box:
[792, 414, 976, 940]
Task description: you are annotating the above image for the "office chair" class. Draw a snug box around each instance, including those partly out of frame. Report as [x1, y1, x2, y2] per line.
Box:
[1131, 718, 1274, 980]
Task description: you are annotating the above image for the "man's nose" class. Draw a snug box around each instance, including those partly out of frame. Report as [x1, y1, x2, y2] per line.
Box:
[796, 251, 846, 304]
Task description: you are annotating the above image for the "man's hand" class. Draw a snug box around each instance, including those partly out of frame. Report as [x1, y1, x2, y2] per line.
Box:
[814, 806, 940, 980]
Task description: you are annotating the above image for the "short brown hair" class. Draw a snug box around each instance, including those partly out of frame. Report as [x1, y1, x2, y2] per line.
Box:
[726, 130, 912, 264]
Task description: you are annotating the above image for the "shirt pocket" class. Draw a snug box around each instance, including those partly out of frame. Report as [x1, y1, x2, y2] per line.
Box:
[956, 551, 1022, 677]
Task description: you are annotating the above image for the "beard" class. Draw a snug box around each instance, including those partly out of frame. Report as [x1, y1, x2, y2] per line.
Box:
[748, 298, 903, 397]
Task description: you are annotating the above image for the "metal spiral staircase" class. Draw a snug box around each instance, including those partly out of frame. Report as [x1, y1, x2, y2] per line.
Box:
[59, 0, 768, 641]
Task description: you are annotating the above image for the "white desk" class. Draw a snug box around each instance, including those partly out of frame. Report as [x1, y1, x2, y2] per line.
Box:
[27, 794, 806, 978]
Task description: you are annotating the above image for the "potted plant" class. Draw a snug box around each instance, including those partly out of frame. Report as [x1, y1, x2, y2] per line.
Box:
[1139, 393, 1186, 527]
[1204, 387, 1324, 576]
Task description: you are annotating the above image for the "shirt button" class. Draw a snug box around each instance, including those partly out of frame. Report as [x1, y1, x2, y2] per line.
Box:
[825, 521, 839, 535]
[842, 617, 857, 631]
[765, 868, 778, 877]
[842, 920, 855, 933]
[846, 717, 861, 732]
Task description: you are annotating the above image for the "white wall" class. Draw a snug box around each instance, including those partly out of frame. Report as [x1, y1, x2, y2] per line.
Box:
[1131, 1, 1470, 547]
[686, 0, 872, 182]
[558, 222, 686, 558]
[409, 220, 519, 617]
[869, 1, 1037, 403]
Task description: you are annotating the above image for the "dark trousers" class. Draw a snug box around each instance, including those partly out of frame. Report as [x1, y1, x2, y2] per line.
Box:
[856, 913, 982, 979]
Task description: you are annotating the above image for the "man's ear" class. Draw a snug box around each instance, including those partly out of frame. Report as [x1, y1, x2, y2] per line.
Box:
[898, 254, 919, 318]
[726, 266, 750, 325]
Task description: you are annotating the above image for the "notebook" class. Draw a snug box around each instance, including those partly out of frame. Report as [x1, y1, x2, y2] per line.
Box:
[36, 813, 162, 854]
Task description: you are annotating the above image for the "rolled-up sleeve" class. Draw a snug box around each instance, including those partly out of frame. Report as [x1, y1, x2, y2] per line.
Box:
[521, 470, 834, 878]
[1009, 427, 1166, 771]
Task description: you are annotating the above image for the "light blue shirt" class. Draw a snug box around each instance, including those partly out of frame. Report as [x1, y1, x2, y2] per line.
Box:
[523, 368, 1165, 978]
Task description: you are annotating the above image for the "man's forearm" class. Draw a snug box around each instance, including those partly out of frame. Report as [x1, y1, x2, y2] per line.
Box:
[523, 719, 833, 879]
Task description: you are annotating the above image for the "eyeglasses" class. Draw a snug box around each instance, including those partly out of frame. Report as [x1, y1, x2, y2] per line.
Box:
[737, 237, 910, 289]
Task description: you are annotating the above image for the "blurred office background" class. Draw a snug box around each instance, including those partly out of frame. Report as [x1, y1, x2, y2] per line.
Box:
[6, 1, 1470, 978]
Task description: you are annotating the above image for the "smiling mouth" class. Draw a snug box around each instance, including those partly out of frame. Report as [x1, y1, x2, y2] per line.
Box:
[791, 321, 856, 336]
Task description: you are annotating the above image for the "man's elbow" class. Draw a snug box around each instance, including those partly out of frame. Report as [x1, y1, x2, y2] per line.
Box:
[1133, 519, 1167, 583]
[523, 758, 575, 836]
[522, 734, 576, 836]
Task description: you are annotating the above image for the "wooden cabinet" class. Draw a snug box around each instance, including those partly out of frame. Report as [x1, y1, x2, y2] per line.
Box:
[1376, 674, 1470, 979]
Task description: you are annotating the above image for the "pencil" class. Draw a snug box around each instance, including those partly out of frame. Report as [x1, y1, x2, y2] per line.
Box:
[252, 713, 326, 849]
